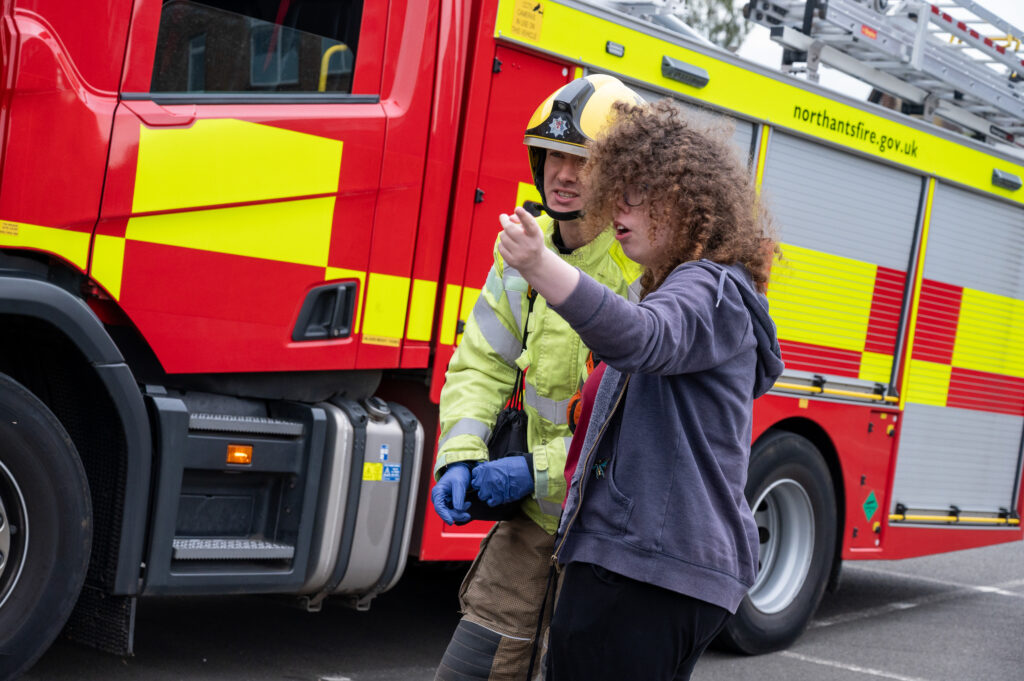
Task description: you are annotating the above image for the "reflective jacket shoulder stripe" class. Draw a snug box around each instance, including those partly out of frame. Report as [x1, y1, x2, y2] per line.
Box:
[471, 294, 521, 366]
[438, 417, 491, 450]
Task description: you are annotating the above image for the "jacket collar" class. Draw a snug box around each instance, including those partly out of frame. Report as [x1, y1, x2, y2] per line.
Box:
[540, 215, 616, 269]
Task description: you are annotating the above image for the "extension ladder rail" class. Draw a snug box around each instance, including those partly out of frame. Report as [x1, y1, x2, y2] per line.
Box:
[745, 0, 1024, 143]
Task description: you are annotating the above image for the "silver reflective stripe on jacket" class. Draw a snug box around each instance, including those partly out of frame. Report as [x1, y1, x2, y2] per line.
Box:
[533, 465, 563, 517]
[524, 382, 571, 426]
[503, 266, 529, 330]
[483, 266, 504, 304]
[536, 497, 563, 516]
[438, 417, 491, 450]
[472, 294, 521, 366]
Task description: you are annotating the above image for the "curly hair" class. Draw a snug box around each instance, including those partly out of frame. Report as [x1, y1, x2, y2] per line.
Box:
[580, 99, 778, 294]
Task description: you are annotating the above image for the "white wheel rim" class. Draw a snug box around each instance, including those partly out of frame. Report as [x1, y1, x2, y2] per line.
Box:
[0, 459, 29, 610]
[748, 478, 814, 614]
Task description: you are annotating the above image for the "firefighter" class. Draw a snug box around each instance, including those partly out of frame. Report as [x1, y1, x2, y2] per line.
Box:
[430, 74, 644, 681]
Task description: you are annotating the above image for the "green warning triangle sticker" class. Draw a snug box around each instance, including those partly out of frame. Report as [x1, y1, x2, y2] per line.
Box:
[863, 491, 878, 522]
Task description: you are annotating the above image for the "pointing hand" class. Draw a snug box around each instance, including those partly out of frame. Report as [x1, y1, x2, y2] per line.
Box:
[498, 206, 547, 272]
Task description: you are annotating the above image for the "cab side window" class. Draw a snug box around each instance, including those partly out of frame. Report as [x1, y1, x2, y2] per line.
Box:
[150, 0, 363, 94]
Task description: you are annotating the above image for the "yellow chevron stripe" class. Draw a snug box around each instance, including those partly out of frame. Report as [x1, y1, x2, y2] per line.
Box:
[767, 243, 876, 352]
[91, 235, 127, 300]
[953, 288, 1024, 379]
[134, 119, 342, 213]
[904, 360, 951, 407]
[407, 279, 438, 342]
[859, 350, 893, 384]
[0, 219, 90, 271]
[126, 197, 334, 268]
[440, 284, 463, 346]
[361, 272, 410, 347]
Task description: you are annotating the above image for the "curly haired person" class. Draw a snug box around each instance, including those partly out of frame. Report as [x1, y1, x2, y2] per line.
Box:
[498, 99, 785, 681]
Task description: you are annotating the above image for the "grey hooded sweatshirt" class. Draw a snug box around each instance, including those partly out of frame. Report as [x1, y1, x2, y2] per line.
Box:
[551, 259, 784, 613]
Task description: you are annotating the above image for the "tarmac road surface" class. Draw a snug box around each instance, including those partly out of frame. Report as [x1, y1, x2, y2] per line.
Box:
[25, 537, 1024, 681]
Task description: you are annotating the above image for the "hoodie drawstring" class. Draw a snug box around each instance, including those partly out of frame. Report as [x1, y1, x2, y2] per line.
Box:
[715, 268, 727, 308]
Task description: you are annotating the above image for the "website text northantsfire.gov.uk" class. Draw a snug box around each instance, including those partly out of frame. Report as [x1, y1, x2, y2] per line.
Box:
[793, 105, 919, 157]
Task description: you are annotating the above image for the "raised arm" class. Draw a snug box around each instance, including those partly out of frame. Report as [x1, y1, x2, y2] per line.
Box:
[498, 206, 579, 305]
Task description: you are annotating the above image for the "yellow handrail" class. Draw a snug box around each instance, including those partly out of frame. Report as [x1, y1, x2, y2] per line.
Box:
[773, 381, 899, 403]
[889, 513, 1020, 525]
[318, 44, 349, 92]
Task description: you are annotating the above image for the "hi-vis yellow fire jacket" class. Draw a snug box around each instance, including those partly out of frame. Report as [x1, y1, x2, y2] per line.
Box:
[434, 215, 642, 533]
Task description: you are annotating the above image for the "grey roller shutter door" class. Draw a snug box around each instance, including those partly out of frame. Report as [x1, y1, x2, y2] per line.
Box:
[892, 183, 1024, 517]
[760, 132, 919, 271]
[924, 183, 1024, 298]
[894, 404, 1021, 514]
[759, 132, 921, 386]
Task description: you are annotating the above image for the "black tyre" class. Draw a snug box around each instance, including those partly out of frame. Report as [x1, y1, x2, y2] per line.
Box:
[719, 429, 837, 654]
[0, 373, 91, 680]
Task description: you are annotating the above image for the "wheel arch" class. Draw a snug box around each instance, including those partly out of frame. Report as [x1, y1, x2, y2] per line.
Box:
[0, 275, 151, 595]
[757, 416, 845, 591]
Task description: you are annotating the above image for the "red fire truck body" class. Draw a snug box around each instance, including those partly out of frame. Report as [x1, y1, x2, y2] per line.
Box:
[0, 0, 1021, 675]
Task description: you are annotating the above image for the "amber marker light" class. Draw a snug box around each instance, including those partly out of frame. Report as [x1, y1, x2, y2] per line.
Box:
[226, 444, 253, 465]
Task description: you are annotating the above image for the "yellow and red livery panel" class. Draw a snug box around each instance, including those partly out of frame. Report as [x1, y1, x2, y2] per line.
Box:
[88, 0, 443, 375]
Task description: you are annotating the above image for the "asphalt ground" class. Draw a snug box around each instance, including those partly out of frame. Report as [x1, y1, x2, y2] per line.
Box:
[24, 537, 1024, 681]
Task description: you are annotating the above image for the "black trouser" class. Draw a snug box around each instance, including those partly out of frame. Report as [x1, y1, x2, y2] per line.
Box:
[546, 561, 730, 681]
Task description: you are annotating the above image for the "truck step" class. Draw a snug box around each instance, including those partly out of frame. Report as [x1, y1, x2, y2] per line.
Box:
[172, 538, 296, 561]
[188, 413, 304, 436]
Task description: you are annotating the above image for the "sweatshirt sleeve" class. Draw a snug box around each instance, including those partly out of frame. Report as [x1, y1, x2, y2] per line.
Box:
[550, 266, 752, 376]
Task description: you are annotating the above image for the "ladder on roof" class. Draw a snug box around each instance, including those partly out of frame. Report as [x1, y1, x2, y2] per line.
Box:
[744, 0, 1024, 146]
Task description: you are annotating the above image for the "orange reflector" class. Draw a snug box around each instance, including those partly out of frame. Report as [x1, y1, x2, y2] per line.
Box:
[227, 444, 253, 465]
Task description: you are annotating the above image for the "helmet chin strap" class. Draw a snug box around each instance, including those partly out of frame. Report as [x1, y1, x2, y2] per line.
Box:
[542, 203, 583, 222]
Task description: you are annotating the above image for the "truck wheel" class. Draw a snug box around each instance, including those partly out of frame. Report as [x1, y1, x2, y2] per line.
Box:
[0, 372, 91, 679]
[719, 429, 837, 654]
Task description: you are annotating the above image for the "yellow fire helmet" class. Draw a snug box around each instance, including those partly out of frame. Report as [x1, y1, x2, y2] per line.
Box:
[524, 74, 643, 220]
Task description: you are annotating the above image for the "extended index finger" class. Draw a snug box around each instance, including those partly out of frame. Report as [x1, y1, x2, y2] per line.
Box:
[514, 206, 541, 236]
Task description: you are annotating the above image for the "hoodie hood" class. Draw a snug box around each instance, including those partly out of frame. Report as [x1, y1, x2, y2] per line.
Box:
[692, 259, 784, 398]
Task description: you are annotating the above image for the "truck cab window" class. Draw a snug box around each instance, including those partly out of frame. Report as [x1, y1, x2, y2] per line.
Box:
[150, 0, 363, 94]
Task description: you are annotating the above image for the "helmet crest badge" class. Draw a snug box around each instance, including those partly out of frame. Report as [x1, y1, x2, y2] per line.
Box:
[547, 116, 569, 138]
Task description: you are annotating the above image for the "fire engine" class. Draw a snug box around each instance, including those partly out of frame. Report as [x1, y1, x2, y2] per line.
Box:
[0, 0, 1021, 676]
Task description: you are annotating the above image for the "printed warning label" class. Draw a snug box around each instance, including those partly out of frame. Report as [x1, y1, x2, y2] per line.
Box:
[862, 490, 879, 522]
[363, 462, 383, 481]
[383, 464, 401, 482]
[362, 335, 401, 348]
[511, 0, 543, 41]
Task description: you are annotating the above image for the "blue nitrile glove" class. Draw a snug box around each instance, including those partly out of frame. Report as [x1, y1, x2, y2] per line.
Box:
[431, 463, 472, 525]
[471, 456, 534, 507]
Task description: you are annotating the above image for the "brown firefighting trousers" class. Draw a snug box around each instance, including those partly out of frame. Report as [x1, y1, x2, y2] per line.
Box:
[434, 514, 555, 681]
